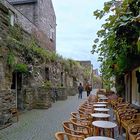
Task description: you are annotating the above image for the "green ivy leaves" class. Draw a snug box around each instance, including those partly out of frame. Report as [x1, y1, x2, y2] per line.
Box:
[92, 0, 140, 89]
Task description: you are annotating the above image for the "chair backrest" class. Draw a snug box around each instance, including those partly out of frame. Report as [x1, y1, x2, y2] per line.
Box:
[129, 124, 140, 134]
[71, 112, 91, 122]
[117, 97, 123, 103]
[55, 132, 84, 140]
[69, 118, 92, 137]
[136, 134, 140, 140]
[62, 121, 74, 135]
[71, 112, 79, 118]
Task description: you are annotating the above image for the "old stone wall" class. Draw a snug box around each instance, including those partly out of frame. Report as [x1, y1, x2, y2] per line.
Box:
[7, 0, 56, 51]
[0, 1, 81, 129]
[11, 4, 36, 23]
[4, 0, 55, 51]
[0, 3, 15, 127]
[36, 0, 56, 51]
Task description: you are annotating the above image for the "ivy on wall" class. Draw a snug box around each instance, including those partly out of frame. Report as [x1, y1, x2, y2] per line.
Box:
[3, 24, 86, 79]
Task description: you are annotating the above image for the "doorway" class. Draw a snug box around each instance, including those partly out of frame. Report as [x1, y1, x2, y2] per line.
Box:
[11, 72, 24, 110]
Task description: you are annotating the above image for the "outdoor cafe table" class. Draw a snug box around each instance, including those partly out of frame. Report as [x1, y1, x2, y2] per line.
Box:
[93, 104, 106, 107]
[96, 102, 108, 104]
[92, 121, 117, 138]
[91, 113, 110, 120]
[97, 95, 106, 98]
[85, 136, 115, 140]
[94, 108, 110, 113]
[99, 97, 108, 102]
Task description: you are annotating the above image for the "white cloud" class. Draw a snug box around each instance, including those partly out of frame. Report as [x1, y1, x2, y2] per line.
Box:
[52, 0, 108, 69]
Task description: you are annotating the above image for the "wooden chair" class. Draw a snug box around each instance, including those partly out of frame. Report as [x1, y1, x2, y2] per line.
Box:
[129, 124, 140, 140]
[136, 133, 140, 140]
[71, 112, 91, 120]
[62, 121, 91, 138]
[120, 109, 138, 140]
[87, 94, 98, 104]
[69, 118, 92, 137]
[123, 113, 140, 140]
[70, 117, 92, 128]
[10, 108, 19, 122]
[117, 97, 123, 103]
[115, 106, 131, 133]
[78, 106, 93, 115]
[55, 131, 84, 140]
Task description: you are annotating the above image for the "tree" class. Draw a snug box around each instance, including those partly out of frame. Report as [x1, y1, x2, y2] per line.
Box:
[92, 75, 102, 88]
[92, 0, 140, 91]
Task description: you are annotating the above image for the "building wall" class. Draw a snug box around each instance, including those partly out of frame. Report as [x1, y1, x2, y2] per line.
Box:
[124, 73, 131, 103]
[7, 0, 56, 51]
[132, 68, 140, 106]
[93, 69, 99, 76]
[0, 1, 81, 128]
[11, 4, 37, 23]
[36, 0, 56, 51]
[78, 60, 93, 86]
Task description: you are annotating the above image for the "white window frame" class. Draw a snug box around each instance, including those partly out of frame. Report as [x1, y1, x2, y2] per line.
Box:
[9, 11, 15, 26]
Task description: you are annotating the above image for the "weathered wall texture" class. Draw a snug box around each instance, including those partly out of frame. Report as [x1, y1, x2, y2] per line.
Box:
[7, 0, 56, 51]
[0, 2, 81, 128]
[36, 0, 56, 51]
[12, 4, 37, 23]
[0, 3, 16, 127]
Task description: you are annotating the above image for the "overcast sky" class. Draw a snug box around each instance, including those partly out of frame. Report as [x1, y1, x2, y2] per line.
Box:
[52, 0, 108, 70]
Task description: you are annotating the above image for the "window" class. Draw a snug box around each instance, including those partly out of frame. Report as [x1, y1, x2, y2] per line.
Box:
[50, 28, 54, 41]
[9, 11, 15, 26]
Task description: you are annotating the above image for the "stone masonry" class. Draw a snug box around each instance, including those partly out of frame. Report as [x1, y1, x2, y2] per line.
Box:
[7, 0, 56, 51]
[0, 1, 84, 129]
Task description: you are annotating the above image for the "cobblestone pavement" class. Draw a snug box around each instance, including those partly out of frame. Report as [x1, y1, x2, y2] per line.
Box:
[0, 89, 125, 140]
[0, 91, 95, 140]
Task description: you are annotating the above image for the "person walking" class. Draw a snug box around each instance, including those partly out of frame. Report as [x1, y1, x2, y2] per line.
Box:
[78, 83, 83, 99]
[85, 82, 92, 96]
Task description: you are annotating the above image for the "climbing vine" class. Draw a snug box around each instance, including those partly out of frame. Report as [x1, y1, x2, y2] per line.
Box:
[92, 0, 140, 89]
[5, 25, 86, 77]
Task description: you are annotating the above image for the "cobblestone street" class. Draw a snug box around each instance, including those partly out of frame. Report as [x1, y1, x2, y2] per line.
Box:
[0, 89, 126, 140]
[0, 91, 92, 140]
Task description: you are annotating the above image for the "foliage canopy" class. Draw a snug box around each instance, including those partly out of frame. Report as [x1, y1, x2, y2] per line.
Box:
[92, 0, 140, 88]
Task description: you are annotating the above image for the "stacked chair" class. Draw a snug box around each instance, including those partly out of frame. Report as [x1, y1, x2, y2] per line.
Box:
[110, 95, 140, 140]
[55, 90, 119, 140]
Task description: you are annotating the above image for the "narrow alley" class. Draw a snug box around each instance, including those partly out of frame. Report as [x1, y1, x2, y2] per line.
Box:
[0, 91, 92, 140]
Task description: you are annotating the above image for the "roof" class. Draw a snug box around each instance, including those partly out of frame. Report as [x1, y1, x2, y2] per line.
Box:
[8, 0, 37, 5]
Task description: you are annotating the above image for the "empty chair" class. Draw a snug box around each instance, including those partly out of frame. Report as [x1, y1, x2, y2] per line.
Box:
[71, 112, 91, 120]
[129, 124, 140, 140]
[70, 116, 92, 127]
[55, 131, 84, 140]
[69, 118, 92, 137]
[62, 121, 91, 138]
